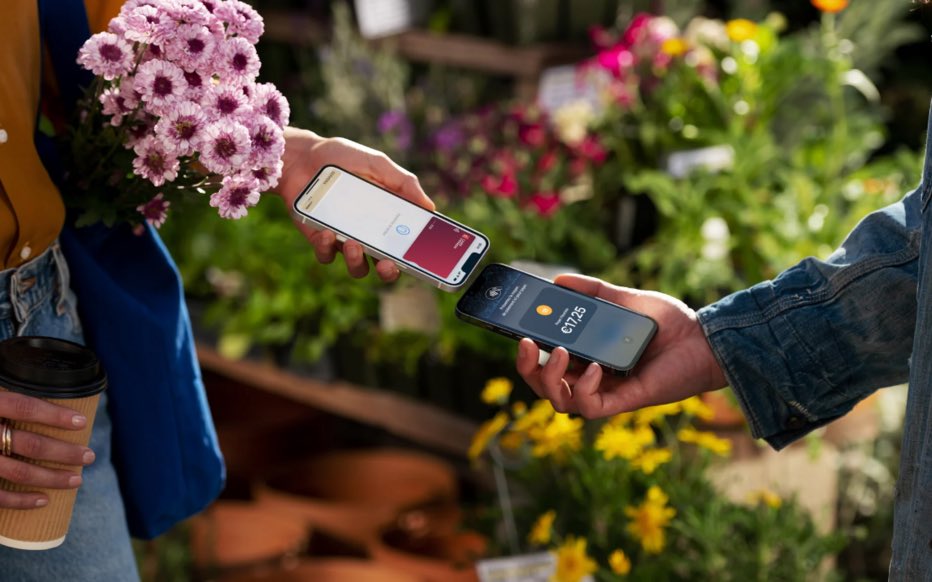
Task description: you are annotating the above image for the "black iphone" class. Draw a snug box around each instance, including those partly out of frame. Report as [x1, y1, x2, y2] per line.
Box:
[455, 263, 657, 375]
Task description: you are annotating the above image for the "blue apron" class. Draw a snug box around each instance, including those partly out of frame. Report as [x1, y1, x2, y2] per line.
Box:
[37, 0, 225, 539]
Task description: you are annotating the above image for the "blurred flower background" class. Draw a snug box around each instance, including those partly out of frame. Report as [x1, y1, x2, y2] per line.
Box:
[147, 1, 931, 580]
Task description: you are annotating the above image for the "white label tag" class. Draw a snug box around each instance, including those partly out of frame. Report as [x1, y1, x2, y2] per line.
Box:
[476, 553, 555, 582]
[537, 65, 600, 114]
[353, 0, 426, 38]
[664, 145, 735, 178]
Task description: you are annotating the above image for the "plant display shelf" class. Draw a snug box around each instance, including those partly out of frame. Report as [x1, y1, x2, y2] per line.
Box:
[196, 343, 476, 457]
[262, 10, 591, 99]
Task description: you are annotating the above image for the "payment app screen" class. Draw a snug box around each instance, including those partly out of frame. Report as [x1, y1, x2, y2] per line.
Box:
[298, 168, 479, 280]
[459, 265, 656, 370]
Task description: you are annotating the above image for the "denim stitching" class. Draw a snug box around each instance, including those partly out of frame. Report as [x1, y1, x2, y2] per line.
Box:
[704, 229, 920, 334]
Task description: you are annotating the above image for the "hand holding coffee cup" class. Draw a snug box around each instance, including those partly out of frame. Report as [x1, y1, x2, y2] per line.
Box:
[0, 337, 107, 550]
[0, 391, 95, 509]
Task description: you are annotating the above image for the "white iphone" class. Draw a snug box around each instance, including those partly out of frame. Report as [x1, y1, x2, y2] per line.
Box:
[291, 165, 490, 291]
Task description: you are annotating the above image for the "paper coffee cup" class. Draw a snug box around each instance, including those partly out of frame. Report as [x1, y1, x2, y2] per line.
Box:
[0, 336, 107, 550]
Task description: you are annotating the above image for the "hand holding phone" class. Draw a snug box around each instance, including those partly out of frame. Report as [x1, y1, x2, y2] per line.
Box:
[292, 165, 489, 291]
[512, 273, 728, 420]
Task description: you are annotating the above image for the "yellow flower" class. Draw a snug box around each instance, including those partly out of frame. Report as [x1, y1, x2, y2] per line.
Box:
[608, 411, 636, 426]
[609, 549, 632, 575]
[468, 412, 509, 460]
[725, 19, 758, 43]
[677, 427, 732, 457]
[551, 536, 598, 582]
[512, 400, 555, 434]
[748, 489, 782, 509]
[595, 424, 655, 461]
[678, 396, 714, 421]
[660, 37, 689, 57]
[481, 377, 513, 405]
[811, 0, 848, 13]
[528, 510, 556, 546]
[530, 413, 584, 458]
[499, 430, 526, 452]
[634, 403, 681, 427]
[512, 401, 528, 416]
[625, 486, 677, 554]
[631, 448, 673, 475]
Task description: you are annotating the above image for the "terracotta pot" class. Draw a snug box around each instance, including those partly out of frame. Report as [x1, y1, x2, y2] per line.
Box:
[254, 448, 458, 545]
[369, 529, 486, 582]
[217, 558, 421, 582]
[189, 501, 309, 575]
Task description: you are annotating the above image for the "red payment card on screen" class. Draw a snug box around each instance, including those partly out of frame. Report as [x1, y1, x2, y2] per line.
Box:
[403, 217, 475, 278]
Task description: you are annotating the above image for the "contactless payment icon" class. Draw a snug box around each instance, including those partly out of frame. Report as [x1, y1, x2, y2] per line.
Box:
[396, 225, 411, 235]
[536, 305, 553, 316]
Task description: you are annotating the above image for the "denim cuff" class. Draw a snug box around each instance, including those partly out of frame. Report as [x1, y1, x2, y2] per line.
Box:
[697, 283, 843, 450]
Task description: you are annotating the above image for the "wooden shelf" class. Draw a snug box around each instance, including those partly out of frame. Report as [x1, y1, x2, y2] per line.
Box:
[196, 343, 477, 458]
[262, 10, 591, 99]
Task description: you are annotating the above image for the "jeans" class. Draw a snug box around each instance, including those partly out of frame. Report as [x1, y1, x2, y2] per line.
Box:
[0, 243, 138, 581]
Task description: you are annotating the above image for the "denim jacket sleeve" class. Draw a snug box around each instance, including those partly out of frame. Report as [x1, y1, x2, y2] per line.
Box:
[696, 187, 924, 450]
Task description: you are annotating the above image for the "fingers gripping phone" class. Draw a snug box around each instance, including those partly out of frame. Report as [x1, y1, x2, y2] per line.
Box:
[292, 165, 490, 291]
[456, 264, 657, 375]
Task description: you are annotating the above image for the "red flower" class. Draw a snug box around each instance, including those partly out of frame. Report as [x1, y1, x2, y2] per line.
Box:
[530, 192, 561, 217]
[518, 123, 547, 147]
[577, 136, 608, 164]
[482, 172, 518, 198]
[537, 150, 558, 173]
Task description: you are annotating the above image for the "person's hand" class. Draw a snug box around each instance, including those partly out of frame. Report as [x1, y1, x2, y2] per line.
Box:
[274, 127, 434, 282]
[0, 392, 95, 509]
[515, 274, 729, 419]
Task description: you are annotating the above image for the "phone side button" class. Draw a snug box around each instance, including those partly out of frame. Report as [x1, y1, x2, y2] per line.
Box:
[335, 234, 347, 243]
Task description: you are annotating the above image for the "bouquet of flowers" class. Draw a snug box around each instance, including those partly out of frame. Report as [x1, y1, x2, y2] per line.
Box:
[67, 0, 289, 228]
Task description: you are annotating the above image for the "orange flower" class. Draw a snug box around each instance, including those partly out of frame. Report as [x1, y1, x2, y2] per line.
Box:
[811, 0, 848, 13]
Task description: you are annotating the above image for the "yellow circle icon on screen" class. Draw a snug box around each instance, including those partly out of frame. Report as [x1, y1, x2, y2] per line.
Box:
[536, 305, 553, 316]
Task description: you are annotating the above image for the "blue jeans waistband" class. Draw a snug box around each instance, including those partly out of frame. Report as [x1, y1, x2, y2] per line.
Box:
[0, 242, 69, 325]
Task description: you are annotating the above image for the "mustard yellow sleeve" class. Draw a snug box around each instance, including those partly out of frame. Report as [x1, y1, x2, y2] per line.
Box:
[84, 0, 125, 34]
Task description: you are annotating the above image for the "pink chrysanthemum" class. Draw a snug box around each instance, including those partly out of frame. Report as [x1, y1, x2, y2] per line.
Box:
[135, 59, 186, 114]
[199, 121, 251, 175]
[250, 83, 290, 128]
[123, 113, 158, 149]
[77, 32, 134, 80]
[99, 86, 133, 126]
[136, 193, 171, 228]
[166, 0, 211, 27]
[180, 70, 207, 101]
[154, 100, 208, 155]
[202, 84, 249, 121]
[122, 4, 168, 44]
[218, 37, 260, 84]
[215, 1, 264, 43]
[210, 175, 261, 219]
[165, 23, 216, 72]
[247, 160, 283, 192]
[245, 116, 285, 167]
[132, 136, 180, 186]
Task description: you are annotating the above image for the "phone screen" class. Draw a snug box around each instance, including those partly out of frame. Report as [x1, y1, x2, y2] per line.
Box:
[295, 166, 488, 286]
[457, 264, 657, 371]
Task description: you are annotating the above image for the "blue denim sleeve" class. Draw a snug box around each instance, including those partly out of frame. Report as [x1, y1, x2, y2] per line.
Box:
[696, 188, 923, 449]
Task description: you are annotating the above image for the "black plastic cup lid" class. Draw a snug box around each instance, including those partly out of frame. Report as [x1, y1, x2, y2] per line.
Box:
[0, 337, 107, 399]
